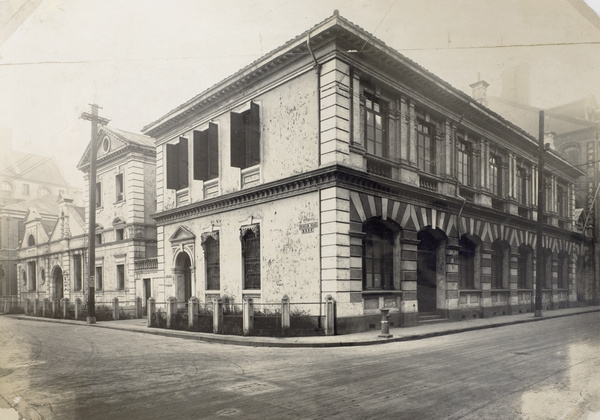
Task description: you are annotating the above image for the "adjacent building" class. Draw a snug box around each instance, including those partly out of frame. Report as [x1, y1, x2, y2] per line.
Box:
[142, 13, 590, 334]
[16, 126, 159, 311]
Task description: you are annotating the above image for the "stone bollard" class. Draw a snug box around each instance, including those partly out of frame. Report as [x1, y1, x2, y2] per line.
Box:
[43, 298, 49, 317]
[243, 297, 254, 336]
[213, 298, 223, 334]
[33, 299, 39, 317]
[135, 297, 142, 319]
[378, 308, 393, 338]
[166, 297, 177, 328]
[52, 299, 59, 317]
[281, 295, 290, 331]
[3, 300, 9, 313]
[325, 295, 335, 336]
[188, 297, 199, 328]
[24, 299, 30, 315]
[147, 297, 156, 327]
[75, 298, 82, 320]
[112, 297, 120, 320]
[61, 298, 69, 319]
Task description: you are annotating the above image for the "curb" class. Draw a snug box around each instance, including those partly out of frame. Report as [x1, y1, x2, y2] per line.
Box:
[3, 307, 599, 348]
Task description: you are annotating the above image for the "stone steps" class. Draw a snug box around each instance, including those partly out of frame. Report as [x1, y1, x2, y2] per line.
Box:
[418, 312, 448, 325]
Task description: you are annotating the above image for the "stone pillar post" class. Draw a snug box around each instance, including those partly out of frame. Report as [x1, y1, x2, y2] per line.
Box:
[52, 299, 58, 317]
[281, 295, 290, 331]
[243, 297, 254, 336]
[42, 298, 49, 317]
[33, 298, 39, 317]
[213, 298, 223, 334]
[188, 297, 199, 328]
[325, 295, 335, 336]
[24, 299, 30, 315]
[112, 297, 119, 320]
[166, 297, 177, 328]
[75, 298, 82, 320]
[147, 297, 156, 327]
[508, 247, 519, 315]
[61, 298, 69, 319]
[135, 297, 142, 319]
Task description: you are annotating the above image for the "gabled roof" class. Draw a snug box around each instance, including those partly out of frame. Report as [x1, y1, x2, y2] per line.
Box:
[77, 125, 155, 170]
[1, 194, 60, 217]
[0, 149, 68, 187]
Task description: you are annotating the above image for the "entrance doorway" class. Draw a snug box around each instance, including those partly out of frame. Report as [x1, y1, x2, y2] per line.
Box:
[143, 278, 151, 315]
[174, 252, 192, 306]
[54, 266, 64, 300]
[417, 229, 445, 312]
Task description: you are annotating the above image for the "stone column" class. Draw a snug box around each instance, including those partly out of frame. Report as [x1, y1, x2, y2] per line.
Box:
[135, 297, 142, 319]
[166, 296, 177, 328]
[281, 295, 290, 331]
[112, 297, 119, 320]
[508, 247, 519, 315]
[146, 297, 156, 327]
[75, 298, 82, 320]
[325, 295, 335, 336]
[213, 298, 223, 334]
[188, 297, 199, 328]
[243, 297, 254, 336]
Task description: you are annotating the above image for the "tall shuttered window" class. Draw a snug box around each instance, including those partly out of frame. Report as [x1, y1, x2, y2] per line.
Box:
[73, 255, 82, 291]
[117, 264, 125, 290]
[194, 123, 219, 181]
[95, 266, 103, 291]
[231, 102, 260, 169]
[241, 225, 260, 290]
[166, 137, 189, 190]
[202, 234, 220, 290]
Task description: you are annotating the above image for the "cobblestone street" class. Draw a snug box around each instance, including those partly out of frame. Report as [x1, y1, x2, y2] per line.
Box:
[0, 312, 598, 419]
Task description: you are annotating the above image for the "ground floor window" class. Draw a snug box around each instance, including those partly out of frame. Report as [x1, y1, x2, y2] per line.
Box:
[557, 252, 568, 289]
[95, 266, 103, 291]
[117, 264, 125, 290]
[458, 236, 476, 289]
[517, 245, 533, 289]
[241, 225, 260, 290]
[363, 220, 394, 290]
[202, 232, 220, 290]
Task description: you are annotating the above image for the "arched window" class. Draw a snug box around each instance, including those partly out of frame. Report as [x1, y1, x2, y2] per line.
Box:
[562, 145, 580, 165]
[241, 225, 260, 290]
[517, 245, 533, 289]
[363, 220, 395, 290]
[27, 234, 35, 247]
[202, 232, 220, 291]
[1, 181, 13, 192]
[459, 236, 477, 289]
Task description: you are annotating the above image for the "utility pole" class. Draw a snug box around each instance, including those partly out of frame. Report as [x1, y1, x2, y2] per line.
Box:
[535, 110, 545, 317]
[80, 104, 109, 324]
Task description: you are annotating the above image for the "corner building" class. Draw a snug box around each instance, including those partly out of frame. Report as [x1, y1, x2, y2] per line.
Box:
[143, 13, 588, 334]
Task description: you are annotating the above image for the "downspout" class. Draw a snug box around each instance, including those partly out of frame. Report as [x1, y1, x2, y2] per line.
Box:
[308, 28, 324, 325]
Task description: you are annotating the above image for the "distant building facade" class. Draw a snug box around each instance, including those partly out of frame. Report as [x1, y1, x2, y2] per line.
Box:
[0, 131, 79, 298]
[142, 13, 589, 334]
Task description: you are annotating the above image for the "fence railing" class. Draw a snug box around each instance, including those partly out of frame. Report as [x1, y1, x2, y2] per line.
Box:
[147, 295, 336, 337]
[14, 297, 144, 321]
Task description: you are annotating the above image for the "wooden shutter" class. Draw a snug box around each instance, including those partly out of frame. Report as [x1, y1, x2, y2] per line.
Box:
[208, 122, 219, 179]
[247, 102, 260, 167]
[230, 111, 246, 168]
[166, 143, 179, 190]
[193, 130, 208, 181]
[178, 137, 189, 189]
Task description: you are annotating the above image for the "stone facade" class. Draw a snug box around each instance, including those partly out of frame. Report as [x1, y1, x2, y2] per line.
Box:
[143, 13, 592, 334]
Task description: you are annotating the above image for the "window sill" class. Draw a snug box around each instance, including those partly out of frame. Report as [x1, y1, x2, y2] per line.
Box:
[362, 290, 401, 295]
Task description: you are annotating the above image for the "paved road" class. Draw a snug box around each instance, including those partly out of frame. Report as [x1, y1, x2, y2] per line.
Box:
[0, 312, 598, 420]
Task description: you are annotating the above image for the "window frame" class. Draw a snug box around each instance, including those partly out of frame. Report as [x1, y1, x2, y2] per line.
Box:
[115, 173, 124, 202]
[362, 221, 395, 290]
[96, 182, 102, 208]
[241, 225, 261, 290]
[194, 122, 219, 182]
[231, 102, 260, 170]
[416, 119, 436, 174]
[489, 154, 502, 196]
[363, 93, 389, 159]
[166, 137, 189, 191]
[456, 137, 472, 186]
[117, 264, 125, 290]
[95, 266, 103, 291]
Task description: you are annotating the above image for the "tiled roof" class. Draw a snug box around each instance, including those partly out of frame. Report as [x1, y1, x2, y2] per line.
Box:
[0, 150, 68, 186]
[2, 194, 60, 216]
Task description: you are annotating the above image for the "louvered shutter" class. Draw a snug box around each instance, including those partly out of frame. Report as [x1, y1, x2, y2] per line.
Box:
[193, 130, 208, 181]
[247, 102, 260, 167]
[166, 143, 179, 190]
[178, 137, 189, 189]
[230, 111, 246, 168]
[208, 122, 219, 179]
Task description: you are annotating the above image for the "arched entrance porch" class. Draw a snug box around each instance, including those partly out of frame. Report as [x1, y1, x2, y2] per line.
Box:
[174, 252, 192, 307]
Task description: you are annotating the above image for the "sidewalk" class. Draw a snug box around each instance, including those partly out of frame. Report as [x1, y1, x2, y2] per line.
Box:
[5, 306, 599, 348]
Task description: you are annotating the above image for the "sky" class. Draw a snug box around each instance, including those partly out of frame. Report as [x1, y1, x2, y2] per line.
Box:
[1, 0, 599, 188]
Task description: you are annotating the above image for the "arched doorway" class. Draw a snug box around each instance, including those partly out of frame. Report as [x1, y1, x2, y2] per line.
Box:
[174, 252, 192, 306]
[53, 266, 63, 300]
[417, 229, 446, 312]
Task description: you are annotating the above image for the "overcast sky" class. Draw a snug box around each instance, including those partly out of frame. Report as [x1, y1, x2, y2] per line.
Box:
[1, 0, 599, 187]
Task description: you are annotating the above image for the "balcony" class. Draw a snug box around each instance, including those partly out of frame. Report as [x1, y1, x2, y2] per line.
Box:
[458, 187, 475, 202]
[134, 258, 158, 271]
[419, 174, 438, 192]
[366, 157, 392, 178]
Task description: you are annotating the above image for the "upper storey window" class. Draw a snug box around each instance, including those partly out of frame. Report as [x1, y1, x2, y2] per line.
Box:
[417, 120, 435, 174]
[231, 102, 260, 170]
[516, 166, 528, 205]
[1, 182, 13, 192]
[489, 155, 502, 196]
[194, 123, 219, 181]
[166, 137, 189, 190]
[563, 145, 580, 166]
[456, 138, 472, 186]
[363, 94, 388, 158]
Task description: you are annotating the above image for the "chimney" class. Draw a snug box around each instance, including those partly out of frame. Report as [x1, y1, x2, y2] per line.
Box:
[470, 77, 489, 106]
